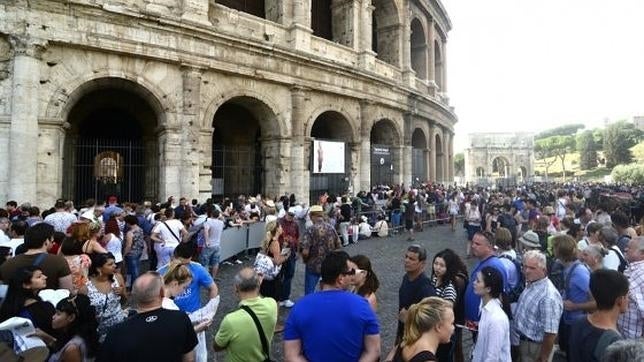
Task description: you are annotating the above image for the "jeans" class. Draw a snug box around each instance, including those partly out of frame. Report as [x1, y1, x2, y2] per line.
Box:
[339, 222, 351, 244]
[124, 253, 141, 288]
[281, 253, 297, 301]
[391, 211, 401, 229]
[304, 269, 321, 295]
[154, 244, 176, 268]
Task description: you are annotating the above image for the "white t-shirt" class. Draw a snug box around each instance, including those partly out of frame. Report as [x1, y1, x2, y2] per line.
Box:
[162, 297, 180, 310]
[0, 238, 24, 256]
[105, 234, 123, 263]
[203, 218, 224, 248]
[152, 219, 185, 248]
[603, 247, 624, 271]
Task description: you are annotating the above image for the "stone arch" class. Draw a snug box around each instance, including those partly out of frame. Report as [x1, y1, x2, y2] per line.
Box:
[210, 95, 284, 198]
[492, 155, 511, 177]
[372, 0, 402, 67]
[61, 77, 163, 202]
[410, 17, 427, 80]
[476, 167, 485, 177]
[518, 166, 528, 181]
[306, 106, 358, 143]
[434, 39, 443, 89]
[47, 73, 172, 128]
[370, 119, 400, 186]
[203, 89, 288, 137]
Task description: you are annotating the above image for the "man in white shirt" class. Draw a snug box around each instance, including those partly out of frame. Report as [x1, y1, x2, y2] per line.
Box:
[0, 217, 10, 244]
[44, 200, 78, 233]
[202, 208, 225, 280]
[151, 208, 188, 267]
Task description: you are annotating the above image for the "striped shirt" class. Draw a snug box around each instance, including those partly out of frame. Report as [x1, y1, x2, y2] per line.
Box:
[617, 260, 644, 338]
[513, 276, 563, 342]
[432, 275, 457, 303]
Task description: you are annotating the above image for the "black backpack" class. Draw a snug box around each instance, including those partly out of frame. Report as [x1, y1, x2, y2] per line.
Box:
[610, 246, 629, 273]
[499, 254, 524, 304]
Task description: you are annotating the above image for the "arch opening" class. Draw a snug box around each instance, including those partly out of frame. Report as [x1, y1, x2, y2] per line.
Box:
[492, 156, 511, 178]
[372, 0, 401, 67]
[370, 119, 399, 187]
[410, 18, 427, 80]
[309, 111, 353, 201]
[63, 80, 160, 203]
[476, 167, 485, 178]
[212, 97, 280, 199]
[435, 134, 444, 182]
[411, 128, 427, 183]
[434, 40, 443, 89]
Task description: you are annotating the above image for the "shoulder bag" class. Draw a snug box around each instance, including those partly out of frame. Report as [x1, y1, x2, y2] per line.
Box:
[240, 305, 274, 362]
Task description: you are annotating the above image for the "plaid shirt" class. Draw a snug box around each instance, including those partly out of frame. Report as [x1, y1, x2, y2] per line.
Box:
[301, 219, 340, 274]
[513, 276, 563, 342]
[618, 260, 644, 338]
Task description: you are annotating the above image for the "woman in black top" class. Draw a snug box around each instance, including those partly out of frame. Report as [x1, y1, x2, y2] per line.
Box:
[391, 297, 455, 362]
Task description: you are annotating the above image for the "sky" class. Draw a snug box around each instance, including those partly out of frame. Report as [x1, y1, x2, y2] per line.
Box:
[442, 0, 644, 152]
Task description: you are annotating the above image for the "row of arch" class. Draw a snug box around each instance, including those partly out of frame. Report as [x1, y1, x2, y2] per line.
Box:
[59, 78, 450, 202]
[473, 157, 529, 180]
[216, 0, 445, 87]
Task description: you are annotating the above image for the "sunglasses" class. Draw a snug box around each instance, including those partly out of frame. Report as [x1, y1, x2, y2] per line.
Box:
[342, 268, 357, 276]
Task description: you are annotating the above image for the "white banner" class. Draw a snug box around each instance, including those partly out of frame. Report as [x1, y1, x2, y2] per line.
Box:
[313, 140, 345, 174]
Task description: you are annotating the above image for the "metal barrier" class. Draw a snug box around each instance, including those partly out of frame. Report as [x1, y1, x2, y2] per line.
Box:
[219, 222, 266, 262]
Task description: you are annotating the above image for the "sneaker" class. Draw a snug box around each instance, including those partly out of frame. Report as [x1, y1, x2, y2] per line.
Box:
[280, 299, 295, 308]
[234, 259, 243, 264]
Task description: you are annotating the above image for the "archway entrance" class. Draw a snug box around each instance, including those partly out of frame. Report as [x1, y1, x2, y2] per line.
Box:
[435, 134, 443, 182]
[476, 167, 485, 178]
[492, 156, 510, 177]
[309, 111, 353, 201]
[212, 97, 278, 199]
[411, 128, 427, 184]
[63, 80, 159, 203]
[518, 166, 528, 182]
[370, 119, 399, 186]
[410, 18, 427, 80]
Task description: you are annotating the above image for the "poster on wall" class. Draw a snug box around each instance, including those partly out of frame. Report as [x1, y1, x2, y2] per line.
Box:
[312, 140, 345, 174]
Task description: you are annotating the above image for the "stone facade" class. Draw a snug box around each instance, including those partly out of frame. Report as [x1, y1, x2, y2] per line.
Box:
[0, 0, 456, 206]
[464, 133, 534, 185]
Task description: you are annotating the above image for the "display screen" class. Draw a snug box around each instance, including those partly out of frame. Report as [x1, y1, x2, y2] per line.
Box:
[312, 140, 345, 174]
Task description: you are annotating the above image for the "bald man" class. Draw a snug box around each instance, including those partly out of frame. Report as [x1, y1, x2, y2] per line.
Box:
[214, 267, 278, 361]
[98, 272, 198, 362]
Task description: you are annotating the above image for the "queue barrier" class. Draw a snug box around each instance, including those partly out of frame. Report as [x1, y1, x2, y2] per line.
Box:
[219, 222, 266, 262]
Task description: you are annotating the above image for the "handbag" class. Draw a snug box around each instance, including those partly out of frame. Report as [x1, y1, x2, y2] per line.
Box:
[253, 252, 281, 281]
[240, 306, 274, 362]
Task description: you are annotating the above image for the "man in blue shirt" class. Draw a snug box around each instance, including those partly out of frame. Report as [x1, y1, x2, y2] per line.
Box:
[284, 251, 380, 362]
[464, 231, 509, 331]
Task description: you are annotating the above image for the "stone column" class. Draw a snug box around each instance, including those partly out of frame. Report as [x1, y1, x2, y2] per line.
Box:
[37, 120, 66, 206]
[180, 66, 203, 199]
[442, 42, 447, 93]
[359, 101, 372, 191]
[394, 145, 404, 185]
[181, 0, 210, 25]
[401, 9, 415, 87]
[358, 0, 376, 70]
[158, 125, 183, 201]
[402, 113, 413, 186]
[262, 137, 291, 199]
[290, 86, 308, 203]
[427, 18, 437, 96]
[423, 148, 430, 182]
[198, 128, 213, 202]
[448, 132, 455, 181]
[331, 0, 359, 48]
[443, 131, 451, 183]
[290, 0, 313, 51]
[350, 141, 361, 194]
[428, 123, 436, 182]
[8, 36, 46, 204]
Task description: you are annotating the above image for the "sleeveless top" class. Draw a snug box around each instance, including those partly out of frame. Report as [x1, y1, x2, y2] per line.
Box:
[126, 228, 145, 256]
[393, 345, 437, 362]
[105, 234, 123, 263]
[86, 278, 126, 342]
[47, 335, 89, 362]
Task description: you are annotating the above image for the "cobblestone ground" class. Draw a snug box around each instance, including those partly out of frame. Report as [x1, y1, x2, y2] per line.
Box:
[204, 221, 476, 361]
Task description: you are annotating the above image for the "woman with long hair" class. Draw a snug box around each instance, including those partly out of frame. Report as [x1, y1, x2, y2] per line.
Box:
[0, 266, 57, 337]
[471, 266, 511, 362]
[391, 297, 455, 362]
[79, 252, 126, 343]
[33, 294, 100, 361]
[259, 220, 289, 301]
[61, 222, 107, 256]
[123, 215, 145, 290]
[431, 249, 469, 362]
[59, 237, 92, 294]
[349, 254, 380, 311]
[161, 262, 212, 333]
[102, 217, 123, 269]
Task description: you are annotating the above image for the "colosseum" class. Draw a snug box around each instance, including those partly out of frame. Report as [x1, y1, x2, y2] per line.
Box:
[0, 0, 456, 206]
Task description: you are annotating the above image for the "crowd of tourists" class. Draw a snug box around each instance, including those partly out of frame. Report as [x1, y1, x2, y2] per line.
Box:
[0, 180, 642, 361]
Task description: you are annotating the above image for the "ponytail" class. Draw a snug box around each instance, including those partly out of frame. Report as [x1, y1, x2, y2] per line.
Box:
[402, 297, 451, 346]
[162, 260, 192, 286]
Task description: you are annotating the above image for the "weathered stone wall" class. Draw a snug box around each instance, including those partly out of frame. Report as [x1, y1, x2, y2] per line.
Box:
[0, 0, 457, 205]
[464, 133, 535, 184]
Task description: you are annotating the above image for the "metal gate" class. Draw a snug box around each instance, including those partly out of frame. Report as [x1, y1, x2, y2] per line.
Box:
[371, 144, 394, 186]
[309, 143, 350, 203]
[212, 144, 262, 198]
[412, 148, 427, 184]
[65, 138, 152, 203]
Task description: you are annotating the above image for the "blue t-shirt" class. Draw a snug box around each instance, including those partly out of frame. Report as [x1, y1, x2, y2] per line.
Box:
[562, 261, 590, 324]
[284, 290, 379, 362]
[464, 256, 509, 322]
[158, 262, 214, 313]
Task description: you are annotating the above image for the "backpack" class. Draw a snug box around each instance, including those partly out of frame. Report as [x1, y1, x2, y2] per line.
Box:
[497, 213, 518, 242]
[499, 254, 525, 304]
[610, 246, 629, 273]
[616, 234, 631, 254]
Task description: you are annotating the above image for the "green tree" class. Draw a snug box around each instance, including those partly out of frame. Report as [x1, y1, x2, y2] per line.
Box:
[535, 123, 585, 140]
[577, 130, 598, 170]
[611, 164, 644, 184]
[535, 135, 576, 181]
[454, 153, 464, 176]
[603, 121, 641, 168]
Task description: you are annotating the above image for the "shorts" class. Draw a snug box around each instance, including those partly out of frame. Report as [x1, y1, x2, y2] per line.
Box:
[200, 245, 221, 268]
[405, 219, 414, 230]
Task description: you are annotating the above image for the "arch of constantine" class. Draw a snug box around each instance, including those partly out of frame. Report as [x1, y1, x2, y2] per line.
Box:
[464, 133, 534, 185]
[0, 0, 456, 205]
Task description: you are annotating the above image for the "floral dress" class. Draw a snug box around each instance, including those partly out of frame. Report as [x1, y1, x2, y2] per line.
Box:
[65, 254, 91, 293]
[86, 278, 126, 342]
